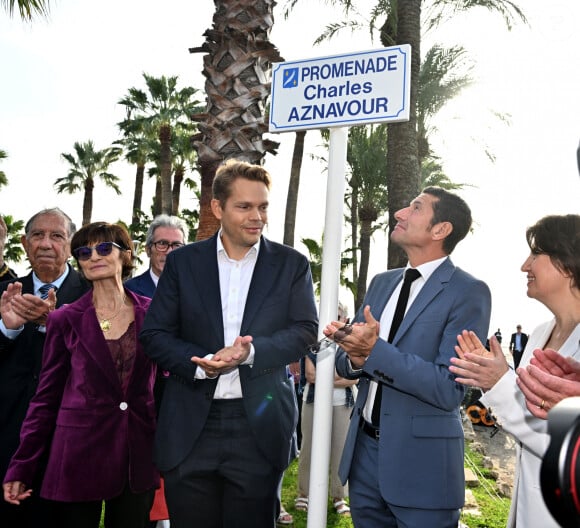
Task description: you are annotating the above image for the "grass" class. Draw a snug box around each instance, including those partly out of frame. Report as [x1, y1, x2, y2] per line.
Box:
[460, 440, 511, 528]
[280, 458, 354, 528]
[279, 440, 510, 528]
[98, 439, 509, 528]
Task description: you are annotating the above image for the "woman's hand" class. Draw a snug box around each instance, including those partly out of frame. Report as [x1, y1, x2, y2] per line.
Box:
[516, 348, 580, 419]
[3, 481, 32, 505]
[449, 331, 509, 391]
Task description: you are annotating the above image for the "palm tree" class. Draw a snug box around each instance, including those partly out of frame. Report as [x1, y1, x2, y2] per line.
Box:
[283, 130, 307, 247]
[118, 73, 200, 215]
[301, 236, 354, 298]
[0, 149, 7, 188]
[1, 214, 25, 264]
[171, 127, 199, 215]
[56, 140, 122, 225]
[189, 0, 282, 241]
[284, 0, 526, 267]
[1, 0, 49, 19]
[346, 124, 389, 310]
[115, 117, 158, 229]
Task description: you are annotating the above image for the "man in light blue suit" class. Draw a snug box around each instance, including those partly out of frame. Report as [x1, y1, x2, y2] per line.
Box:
[326, 187, 491, 528]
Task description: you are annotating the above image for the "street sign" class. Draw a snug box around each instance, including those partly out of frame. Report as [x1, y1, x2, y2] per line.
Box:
[269, 45, 411, 132]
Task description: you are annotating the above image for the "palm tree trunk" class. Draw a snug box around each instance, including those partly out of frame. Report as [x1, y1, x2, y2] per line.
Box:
[82, 178, 94, 226]
[132, 163, 145, 226]
[159, 124, 172, 215]
[172, 166, 184, 215]
[153, 178, 162, 217]
[190, 0, 282, 241]
[350, 184, 359, 299]
[196, 159, 222, 240]
[387, 0, 421, 269]
[283, 130, 306, 247]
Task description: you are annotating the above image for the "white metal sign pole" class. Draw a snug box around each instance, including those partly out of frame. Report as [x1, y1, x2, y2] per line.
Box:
[307, 126, 348, 528]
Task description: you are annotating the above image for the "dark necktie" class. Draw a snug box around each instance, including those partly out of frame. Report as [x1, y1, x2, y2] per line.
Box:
[371, 268, 421, 426]
[39, 283, 57, 299]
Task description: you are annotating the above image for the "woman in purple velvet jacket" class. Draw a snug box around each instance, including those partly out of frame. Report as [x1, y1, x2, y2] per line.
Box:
[2, 222, 158, 528]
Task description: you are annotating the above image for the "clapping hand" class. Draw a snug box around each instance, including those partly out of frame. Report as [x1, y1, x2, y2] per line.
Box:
[449, 331, 509, 391]
[324, 305, 379, 369]
[192, 335, 253, 378]
[516, 348, 580, 418]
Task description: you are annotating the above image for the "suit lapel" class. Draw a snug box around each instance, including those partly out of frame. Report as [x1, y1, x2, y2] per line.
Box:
[194, 236, 225, 345]
[65, 292, 121, 389]
[392, 258, 454, 343]
[240, 237, 277, 333]
[367, 270, 403, 323]
[55, 264, 88, 307]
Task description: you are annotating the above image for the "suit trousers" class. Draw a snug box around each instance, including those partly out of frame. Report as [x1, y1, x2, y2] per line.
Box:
[51, 484, 154, 528]
[297, 401, 350, 499]
[349, 430, 460, 528]
[163, 399, 282, 528]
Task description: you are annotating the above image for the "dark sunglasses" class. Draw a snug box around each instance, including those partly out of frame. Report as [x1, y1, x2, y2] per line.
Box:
[73, 241, 124, 261]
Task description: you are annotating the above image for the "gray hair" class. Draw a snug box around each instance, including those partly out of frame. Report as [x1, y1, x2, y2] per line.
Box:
[25, 208, 76, 239]
[145, 214, 189, 247]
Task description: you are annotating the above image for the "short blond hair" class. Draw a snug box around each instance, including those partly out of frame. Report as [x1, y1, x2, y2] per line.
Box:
[212, 159, 271, 205]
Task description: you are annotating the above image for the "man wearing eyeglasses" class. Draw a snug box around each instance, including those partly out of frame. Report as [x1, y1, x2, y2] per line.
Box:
[125, 214, 188, 299]
[0, 208, 89, 528]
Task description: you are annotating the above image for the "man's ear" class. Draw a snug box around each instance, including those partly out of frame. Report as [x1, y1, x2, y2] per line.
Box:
[210, 199, 223, 220]
[432, 221, 453, 241]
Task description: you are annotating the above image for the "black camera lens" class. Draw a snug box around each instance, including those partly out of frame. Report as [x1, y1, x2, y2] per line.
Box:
[541, 397, 580, 528]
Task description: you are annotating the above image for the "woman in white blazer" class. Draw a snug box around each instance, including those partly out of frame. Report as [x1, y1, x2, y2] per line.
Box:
[449, 214, 580, 528]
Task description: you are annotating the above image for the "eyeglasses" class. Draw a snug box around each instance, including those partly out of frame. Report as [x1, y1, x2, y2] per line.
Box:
[307, 322, 353, 355]
[151, 240, 184, 252]
[73, 241, 124, 261]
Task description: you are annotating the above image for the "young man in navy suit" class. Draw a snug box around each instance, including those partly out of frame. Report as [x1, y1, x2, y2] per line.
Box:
[325, 187, 491, 528]
[140, 160, 318, 528]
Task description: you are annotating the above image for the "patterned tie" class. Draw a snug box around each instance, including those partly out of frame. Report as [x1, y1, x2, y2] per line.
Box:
[371, 268, 421, 426]
[39, 283, 57, 299]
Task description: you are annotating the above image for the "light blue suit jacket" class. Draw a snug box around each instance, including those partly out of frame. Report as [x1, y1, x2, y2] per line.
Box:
[336, 258, 491, 510]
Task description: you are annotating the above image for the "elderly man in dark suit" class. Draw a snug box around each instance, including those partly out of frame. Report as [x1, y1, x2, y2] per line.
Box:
[326, 187, 491, 528]
[509, 324, 529, 369]
[0, 208, 88, 528]
[140, 160, 318, 528]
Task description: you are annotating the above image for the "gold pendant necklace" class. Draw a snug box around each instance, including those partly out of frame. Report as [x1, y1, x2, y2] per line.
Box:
[99, 319, 113, 332]
[95, 295, 126, 333]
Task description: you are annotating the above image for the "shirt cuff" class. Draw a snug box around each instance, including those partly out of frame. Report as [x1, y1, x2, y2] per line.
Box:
[0, 319, 24, 339]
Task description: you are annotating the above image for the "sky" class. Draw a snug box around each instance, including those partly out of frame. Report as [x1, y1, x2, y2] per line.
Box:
[1, 0, 579, 337]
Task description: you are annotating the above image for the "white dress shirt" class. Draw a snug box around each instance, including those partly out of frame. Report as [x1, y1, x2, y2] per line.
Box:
[363, 256, 447, 423]
[196, 231, 259, 399]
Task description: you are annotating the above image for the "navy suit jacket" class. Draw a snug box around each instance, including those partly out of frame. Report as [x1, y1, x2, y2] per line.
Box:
[125, 270, 156, 299]
[140, 234, 318, 472]
[336, 258, 491, 510]
[0, 265, 89, 482]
